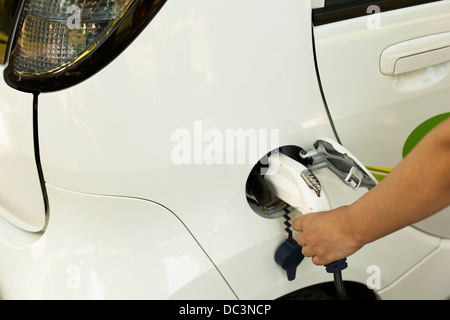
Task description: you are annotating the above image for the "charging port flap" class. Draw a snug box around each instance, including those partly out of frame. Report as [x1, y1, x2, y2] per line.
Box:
[301, 137, 377, 191]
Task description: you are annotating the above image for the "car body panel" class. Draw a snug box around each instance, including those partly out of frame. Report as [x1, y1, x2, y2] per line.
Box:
[0, 185, 236, 299]
[378, 238, 450, 299]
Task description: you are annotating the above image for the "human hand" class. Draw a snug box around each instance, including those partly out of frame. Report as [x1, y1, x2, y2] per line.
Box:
[292, 206, 364, 266]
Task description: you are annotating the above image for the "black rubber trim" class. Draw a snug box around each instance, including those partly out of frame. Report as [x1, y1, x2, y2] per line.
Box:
[313, 0, 442, 26]
[310, 25, 342, 144]
[4, 0, 167, 93]
[33, 93, 49, 230]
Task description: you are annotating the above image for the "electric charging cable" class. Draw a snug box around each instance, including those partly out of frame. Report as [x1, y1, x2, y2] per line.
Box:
[325, 259, 348, 300]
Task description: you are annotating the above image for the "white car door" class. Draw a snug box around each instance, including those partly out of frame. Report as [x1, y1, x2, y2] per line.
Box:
[313, 0, 450, 237]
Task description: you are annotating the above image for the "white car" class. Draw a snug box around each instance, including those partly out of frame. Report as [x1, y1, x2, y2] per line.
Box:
[0, 0, 449, 300]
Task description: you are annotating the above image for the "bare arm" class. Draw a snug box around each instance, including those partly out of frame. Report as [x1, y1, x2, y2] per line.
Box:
[293, 117, 450, 266]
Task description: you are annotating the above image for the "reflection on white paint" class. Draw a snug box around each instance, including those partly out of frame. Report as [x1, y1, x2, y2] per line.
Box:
[164, 255, 200, 294]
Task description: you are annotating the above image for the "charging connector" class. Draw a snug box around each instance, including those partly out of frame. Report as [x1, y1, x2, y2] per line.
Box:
[264, 152, 332, 214]
[264, 149, 349, 298]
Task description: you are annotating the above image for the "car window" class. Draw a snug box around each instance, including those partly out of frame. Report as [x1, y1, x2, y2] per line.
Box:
[313, 0, 442, 26]
[0, 0, 20, 64]
[323, 0, 440, 6]
[324, 0, 356, 5]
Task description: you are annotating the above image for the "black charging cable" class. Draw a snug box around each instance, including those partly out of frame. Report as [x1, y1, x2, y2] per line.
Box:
[333, 271, 347, 300]
[325, 258, 348, 300]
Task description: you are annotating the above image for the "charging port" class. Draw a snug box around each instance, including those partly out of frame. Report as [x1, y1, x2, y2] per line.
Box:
[245, 145, 312, 219]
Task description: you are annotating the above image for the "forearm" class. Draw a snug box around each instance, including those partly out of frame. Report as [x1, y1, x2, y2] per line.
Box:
[350, 118, 450, 245]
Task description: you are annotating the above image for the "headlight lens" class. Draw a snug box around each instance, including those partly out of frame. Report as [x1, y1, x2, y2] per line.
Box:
[4, 0, 166, 92]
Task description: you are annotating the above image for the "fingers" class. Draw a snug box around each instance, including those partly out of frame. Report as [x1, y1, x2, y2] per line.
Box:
[293, 212, 334, 266]
[301, 246, 330, 266]
[292, 214, 305, 232]
[294, 214, 314, 247]
[294, 214, 327, 266]
[294, 215, 310, 251]
[312, 255, 326, 266]
[300, 246, 326, 266]
[296, 228, 305, 246]
[296, 226, 317, 260]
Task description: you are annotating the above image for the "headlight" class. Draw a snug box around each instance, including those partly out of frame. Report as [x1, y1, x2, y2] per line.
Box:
[4, 0, 166, 92]
[12, 0, 134, 75]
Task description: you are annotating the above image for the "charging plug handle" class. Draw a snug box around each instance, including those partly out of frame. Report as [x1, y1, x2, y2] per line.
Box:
[326, 258, 348, 300]
[325, 258, 348, 273]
